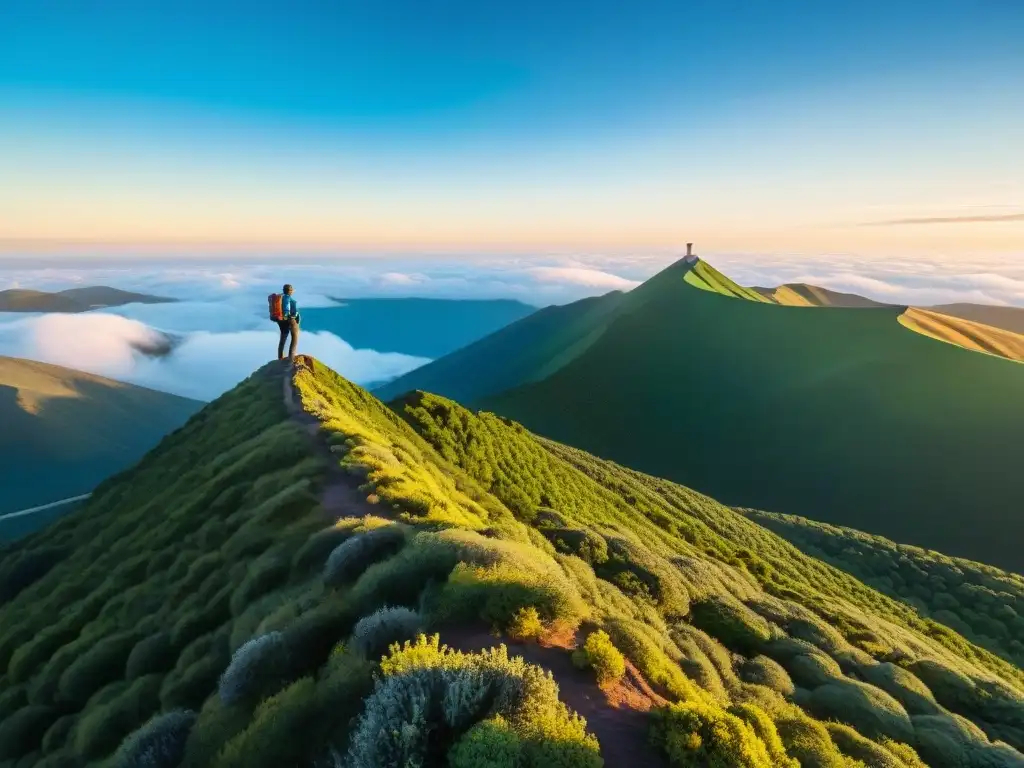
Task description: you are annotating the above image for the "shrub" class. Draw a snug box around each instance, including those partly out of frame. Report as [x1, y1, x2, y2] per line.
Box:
[0, 705, 56, 760]
[74, 675, 163, 759]
[448, 716, 522, 768]
[508, 606, 544, 641]
[114, 709, 196, 768]
[160, 654, 225, 711]
[348, 639, 600, 768]
[323, 525, 406, 588]
[825, 722, 907, 768]
[291, 527, 353, 576]
[218, 631, 292, 706]
[57, 631, 138, 704]
[649, 700, 776, 767]
[690, 598, 772, 655]
[126, 633, 176, 680]
[808, 679, 914, 743]
[740, 655, 795, 697]
[279, 598, 360, 679]
[859, 662, 940, 716]
[228, 554, 291, 616]
[571, 630, 626, 685]
[728, 702, 798, 767]
[774, 713, 855, 768]
[786, 652, 843, 688]
[351, 607, 422, 660]
[40, 715, 76, 755]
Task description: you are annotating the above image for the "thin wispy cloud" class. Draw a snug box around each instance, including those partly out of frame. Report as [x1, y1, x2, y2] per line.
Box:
[861, 212, 1024, 227]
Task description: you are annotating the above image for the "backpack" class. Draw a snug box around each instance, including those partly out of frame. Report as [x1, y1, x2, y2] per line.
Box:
[268, 293, 284, 322]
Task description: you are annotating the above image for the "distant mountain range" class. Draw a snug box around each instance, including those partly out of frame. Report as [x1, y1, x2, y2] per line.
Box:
[300, 297, 537, 358]
[377, 257, 1024, 572]
[0, 355, 201, 537]
[0, 286, 176, 313]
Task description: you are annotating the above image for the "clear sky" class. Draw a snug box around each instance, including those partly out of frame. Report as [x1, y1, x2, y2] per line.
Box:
[1, 0, 1022, 258]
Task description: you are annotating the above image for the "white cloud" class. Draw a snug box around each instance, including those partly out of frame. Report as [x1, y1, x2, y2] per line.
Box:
[0, 311, 429, 401]
[527, 266, 641, 290]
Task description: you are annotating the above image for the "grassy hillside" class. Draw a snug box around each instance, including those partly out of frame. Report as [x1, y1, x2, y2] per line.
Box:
[374, 291, 627, 403]
[754, 283, 892, 308]
[300, 297, 536, 358]
[1, 357, 1021, 767]
[683, 261, 774, 302]
[742, 509, 1024, 668]
[481, 260, 1024, 573]
[0, 287, 174, 313]
[899, 308, 1024, 362]
[928, 304, 1024, 335]
[0, 356, 202, 526]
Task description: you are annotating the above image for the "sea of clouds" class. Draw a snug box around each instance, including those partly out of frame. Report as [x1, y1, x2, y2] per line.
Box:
[1, 252, 1022, 401]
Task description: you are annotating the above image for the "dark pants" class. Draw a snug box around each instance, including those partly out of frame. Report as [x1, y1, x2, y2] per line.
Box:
[277, 318, 299, 360]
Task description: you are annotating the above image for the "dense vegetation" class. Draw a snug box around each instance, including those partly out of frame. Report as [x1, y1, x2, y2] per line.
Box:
[301, 297, 536, 359]
[476, 259, 1024, 572]
[0, 356, 201, 526]
[2, 359, 1022, 767]
[745, 510, 1024, 668]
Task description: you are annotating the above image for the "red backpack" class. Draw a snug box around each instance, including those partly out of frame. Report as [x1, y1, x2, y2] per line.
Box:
[268, 293, 284, 321]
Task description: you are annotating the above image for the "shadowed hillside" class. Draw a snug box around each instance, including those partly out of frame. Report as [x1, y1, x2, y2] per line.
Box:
[0, 356, 201, 528]
[899, 308, 1024, 362]
[2, 358, 1021, 767]
[0, 287, 175, 313]
[754, 283, 893, 308]
[925, 304, 1024, 335]
[459, 259, 1024, 572]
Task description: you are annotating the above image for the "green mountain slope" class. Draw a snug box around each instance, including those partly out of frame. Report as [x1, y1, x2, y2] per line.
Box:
[2, 358, 1021, 767]
[301, 297, 536, 359]
[374, 291, 627, 403]
[741, 509, 1024, 668]
[0, 287, 174, 313]
[0, 356, 202, 529]
[476, 259, 1024, 573]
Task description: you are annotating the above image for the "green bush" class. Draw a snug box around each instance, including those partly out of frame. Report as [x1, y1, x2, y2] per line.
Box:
[351, 606, 422, 660]
[448, 716, 523, 768]
[649, 700, 777, 767]
[571, 630, 626, 685]
[228, 554, 291, 616]
[126, 633, 176, 680]
[786, 652, 843, 689]
[774, 714, 858, 768]
[323, 525, 406, 588]
[57, 631, 138, 704]
[114, 709, 196, 768]
[858, 662, 940, 716]
[740, 655, 795, 697]
[0, 705, 56, 760]
[160, 654, 224, 711]
[808, 679, 914, 743]
[728, 702, 799, 767]
[217, 631, 292, 706]
[509, 606, 545, 640]
[291, 526, 353, 576]
[74, 674, 162, 759]
[690, 598, 772, 656]
[40, 715, 76, 755]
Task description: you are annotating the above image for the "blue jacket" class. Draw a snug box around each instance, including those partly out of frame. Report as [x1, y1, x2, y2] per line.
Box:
[282, 294, 298, 319]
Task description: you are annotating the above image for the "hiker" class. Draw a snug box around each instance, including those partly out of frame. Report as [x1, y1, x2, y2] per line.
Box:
[268, 284, 300, 361]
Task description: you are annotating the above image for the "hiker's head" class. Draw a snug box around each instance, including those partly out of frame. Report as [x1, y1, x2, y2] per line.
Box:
[283, 284, 294, 295]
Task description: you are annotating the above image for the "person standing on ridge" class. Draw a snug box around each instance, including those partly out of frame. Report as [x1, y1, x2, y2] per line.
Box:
[274, 283, 300, 361]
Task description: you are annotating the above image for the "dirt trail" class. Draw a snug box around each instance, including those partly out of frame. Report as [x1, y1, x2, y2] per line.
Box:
[278, 357, 385, 522]
[445, 627, 670, 768]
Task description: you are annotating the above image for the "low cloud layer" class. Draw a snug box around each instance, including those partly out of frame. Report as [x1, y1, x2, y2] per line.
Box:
[1, 252, 1021, 402]
[0, 311, 429, 401]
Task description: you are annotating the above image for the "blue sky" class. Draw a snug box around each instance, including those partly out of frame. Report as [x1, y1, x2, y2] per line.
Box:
[1, 0, 1022, 257]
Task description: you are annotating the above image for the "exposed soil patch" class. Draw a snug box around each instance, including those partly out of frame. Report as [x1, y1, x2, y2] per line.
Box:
[443, 626, 669, 768]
